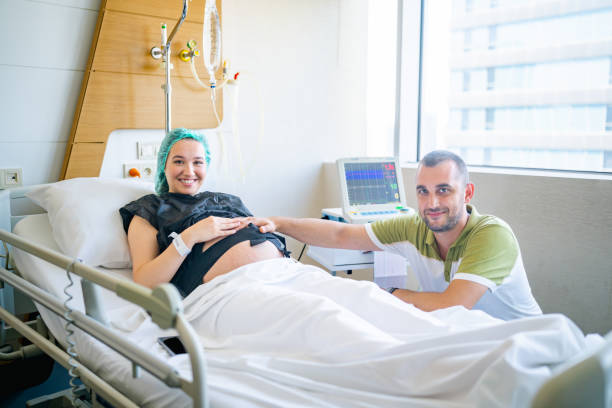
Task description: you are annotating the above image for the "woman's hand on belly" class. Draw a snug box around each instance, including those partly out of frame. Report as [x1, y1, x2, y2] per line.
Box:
[182, 216, 244, 249]
[203, 240, 283, 282]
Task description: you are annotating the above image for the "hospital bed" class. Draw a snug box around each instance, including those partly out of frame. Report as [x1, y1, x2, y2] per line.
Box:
[1, 178, 611, 408]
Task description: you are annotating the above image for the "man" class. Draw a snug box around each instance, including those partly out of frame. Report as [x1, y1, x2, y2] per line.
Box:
[251, 150, 542, 320]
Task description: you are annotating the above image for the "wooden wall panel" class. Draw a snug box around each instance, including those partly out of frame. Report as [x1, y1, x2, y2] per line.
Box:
[64, 142, 106, 179]
[74, 71, 221, 143]
[106, 0, 207, 23]
[61, 0, 222, 179]
[93, 11, 215, 80]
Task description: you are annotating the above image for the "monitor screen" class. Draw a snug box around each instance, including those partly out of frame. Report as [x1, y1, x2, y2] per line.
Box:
[343, 161, 401, 206]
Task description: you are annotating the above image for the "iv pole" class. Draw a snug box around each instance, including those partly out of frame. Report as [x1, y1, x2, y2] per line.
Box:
[151, 0, 190, 134]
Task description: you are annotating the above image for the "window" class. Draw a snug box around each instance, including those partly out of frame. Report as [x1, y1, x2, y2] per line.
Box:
[463, 71, 471, 91]
[465, 0, 474, 13]
[464, 29, 472, 51]
[365, 0, 399, 157]
[488, 25, 497, 50]
[486, 67, 495, 90]
[485, 108, 494, 130]
[404, 0, 612, 172]
[605, 151, 612, 168]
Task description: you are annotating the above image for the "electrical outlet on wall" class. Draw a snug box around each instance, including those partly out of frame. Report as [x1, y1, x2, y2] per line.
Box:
[0, 168, 23, 189]
[123, 161, 157, 181]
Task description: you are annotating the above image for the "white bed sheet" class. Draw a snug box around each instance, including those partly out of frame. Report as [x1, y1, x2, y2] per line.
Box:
[11, 214, 604, 408]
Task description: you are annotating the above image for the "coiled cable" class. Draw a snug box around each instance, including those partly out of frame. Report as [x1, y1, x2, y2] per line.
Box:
[1, 241, 9, 270]
[63, 258, 82, 406]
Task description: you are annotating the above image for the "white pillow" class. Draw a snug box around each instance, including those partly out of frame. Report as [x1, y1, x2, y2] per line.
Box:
[26, 178, 154, 268]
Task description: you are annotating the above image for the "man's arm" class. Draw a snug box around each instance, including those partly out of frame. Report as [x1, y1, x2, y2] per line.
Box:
[392, 279, 488, 311]
[250, 216, 380, 251]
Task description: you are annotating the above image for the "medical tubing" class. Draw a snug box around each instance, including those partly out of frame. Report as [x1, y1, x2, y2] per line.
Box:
[64, 259, 82, 406]
[210, 87, 228, 175]
[189, 58, 226, 173]
[229, 80, 246, 181]
[190, 58, 211, 89]
[189, 69, 264, 182]
[233, 71, 264, 178]
[188, 58, 228, 90]
[189, 58, 227, 172]
[0, 265, 184, 387]
[213, 91, 225, 174]
[189, 58, 228, 90]
[211, 90, 221, 126]
[297, 244, 307, 262]
[1, 241, 9, 269]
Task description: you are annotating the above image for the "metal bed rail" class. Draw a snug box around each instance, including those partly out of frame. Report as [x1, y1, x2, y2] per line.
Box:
[0, 228, 208, 408]
[0, 304, 138, 408]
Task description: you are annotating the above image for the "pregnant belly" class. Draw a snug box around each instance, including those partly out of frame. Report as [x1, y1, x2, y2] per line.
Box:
[203, 239, 283, 283]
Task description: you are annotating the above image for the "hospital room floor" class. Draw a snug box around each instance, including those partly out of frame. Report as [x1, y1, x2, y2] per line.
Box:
[0, 361, 71, 407]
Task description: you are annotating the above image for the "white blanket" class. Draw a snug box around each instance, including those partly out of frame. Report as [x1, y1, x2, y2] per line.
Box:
[159, 258, 594, 408]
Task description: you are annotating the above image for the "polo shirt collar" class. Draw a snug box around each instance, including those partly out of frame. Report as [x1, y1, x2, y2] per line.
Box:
[452, 204, 478, 248]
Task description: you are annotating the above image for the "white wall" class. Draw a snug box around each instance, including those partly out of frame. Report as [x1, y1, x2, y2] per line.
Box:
[0, 0, 100, 185]
[462, 169, 612, 336]
[0, 0, 368, 218]
[219, 0, 368, 217]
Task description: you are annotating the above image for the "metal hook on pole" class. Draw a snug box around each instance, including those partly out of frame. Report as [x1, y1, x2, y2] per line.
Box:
[150, 0, 191, 134]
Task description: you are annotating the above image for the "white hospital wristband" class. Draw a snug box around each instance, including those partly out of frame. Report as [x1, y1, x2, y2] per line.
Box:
[168, 232, 191, 257]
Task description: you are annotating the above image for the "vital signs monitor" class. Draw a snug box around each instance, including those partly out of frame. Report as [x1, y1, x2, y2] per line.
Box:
[337, 157, 411, 224]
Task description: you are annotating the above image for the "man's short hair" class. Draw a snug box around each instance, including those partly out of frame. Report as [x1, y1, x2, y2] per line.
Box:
[419, 150, 469, 185]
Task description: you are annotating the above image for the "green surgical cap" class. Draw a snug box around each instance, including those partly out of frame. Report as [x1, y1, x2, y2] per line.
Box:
[155, 128, 212, 195]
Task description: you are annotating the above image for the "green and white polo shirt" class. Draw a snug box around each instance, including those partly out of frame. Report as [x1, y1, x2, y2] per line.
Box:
[365, 205, 542, 320]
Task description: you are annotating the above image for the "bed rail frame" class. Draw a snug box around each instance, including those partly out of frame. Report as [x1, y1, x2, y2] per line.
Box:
[0, 228, 208, 408]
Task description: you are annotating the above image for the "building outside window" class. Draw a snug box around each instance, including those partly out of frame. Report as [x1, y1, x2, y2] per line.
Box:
[416, 0, 612, 172]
